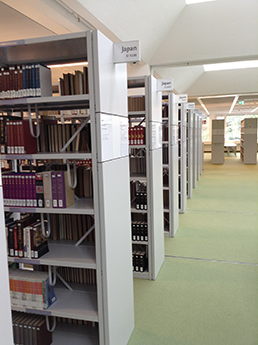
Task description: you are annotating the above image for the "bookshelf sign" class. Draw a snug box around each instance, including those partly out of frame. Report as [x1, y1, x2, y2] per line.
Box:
[113, 40, 141, 63]
[187, 103, 195, 109]
[157, 79, 173, 91]
[177, 94, 188, 103]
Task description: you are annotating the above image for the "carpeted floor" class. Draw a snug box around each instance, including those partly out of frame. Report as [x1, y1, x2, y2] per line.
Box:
[128, 153, 258, 345]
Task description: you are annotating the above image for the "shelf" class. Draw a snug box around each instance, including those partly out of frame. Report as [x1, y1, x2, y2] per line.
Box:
[8, 240, 96, 269]
[163, 164, 169, 168]
[0, 152, 92, 161]
[131, 207, 147, 214]
[129, 145, 146, 149]
[128, 111, 146, 117]
[132, 240, 148, 245]
[12, 283, 98, 322]
[4, 197, 94, 215]
[53, 323, 99, 345]
[0, 94, 90, 111]
[133, 271, 149, 279]
[163, 186, 169, 190]
[130, 174, 147, 182]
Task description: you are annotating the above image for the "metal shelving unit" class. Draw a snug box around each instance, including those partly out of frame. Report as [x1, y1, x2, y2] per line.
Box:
[128, 75, 164, 280]
[162, 93, 179, 237]
[0, 30, 134, 345]
[211, 119, 225, 164]
[240, 118, 257, 164]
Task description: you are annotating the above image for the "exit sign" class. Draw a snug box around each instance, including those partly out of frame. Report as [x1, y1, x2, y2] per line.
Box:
[238, 101, 245, 105]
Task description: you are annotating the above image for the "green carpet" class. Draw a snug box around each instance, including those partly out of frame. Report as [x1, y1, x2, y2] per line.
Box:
[129, 258, 258, 345]
[128, 153, 258, 345]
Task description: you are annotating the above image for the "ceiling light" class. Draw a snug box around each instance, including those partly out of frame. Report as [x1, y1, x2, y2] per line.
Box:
[204, 60, 258, 72]
[229, 96, 239, 114]
[251, 106, 258, 113]
[47, 62, 88, 68]
[197, 98, 209, 115]
[185, 0, 216, 4]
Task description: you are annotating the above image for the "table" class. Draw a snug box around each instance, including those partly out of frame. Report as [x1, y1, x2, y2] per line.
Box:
[224, 143, 237, 156]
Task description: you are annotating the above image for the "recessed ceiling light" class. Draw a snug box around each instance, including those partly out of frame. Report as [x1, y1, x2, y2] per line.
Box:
[47, 62, 88, 68]
[185, 0, 216, 4]
[204, 60, 258, 72]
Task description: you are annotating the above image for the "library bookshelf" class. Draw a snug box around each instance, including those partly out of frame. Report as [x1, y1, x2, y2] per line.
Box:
[128, 75, 164, 280]
[0, 30, 134, 345]
[162, 93, 179, 237]
[211, 119, 225, 165]
[177, 102, 187, 214]
[240, 118, 257, 164]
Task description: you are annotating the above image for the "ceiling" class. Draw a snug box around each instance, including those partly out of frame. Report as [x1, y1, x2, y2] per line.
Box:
[0, 0, 258, 116]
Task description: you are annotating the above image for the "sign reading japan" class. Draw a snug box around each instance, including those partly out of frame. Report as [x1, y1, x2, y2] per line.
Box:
[157, 78, 173, 91]
[113, 40, 141, 63]
[177, 94, 188, 103]
[187, 102, 195, 109]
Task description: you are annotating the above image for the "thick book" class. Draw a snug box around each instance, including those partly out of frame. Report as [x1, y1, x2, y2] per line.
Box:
[35, 172, 44, 207]
[19, 120, 37, 154]
[43, 171, 52, 208]
[56, 170, 74, 208]
[51, 171, 58, 208]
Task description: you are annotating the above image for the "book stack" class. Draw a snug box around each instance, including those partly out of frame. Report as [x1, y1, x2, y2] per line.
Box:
[50, 214, 94, 242]
[132, 250, 147, 272]
[6, 214, 49, 259]
[57, 267, 96, 286]
[132, 221, 148, 242]
[135, 184, 147, 210]
[5, 119, 37, 154]
[128, 95, 145, 112]
[12, 311, 52, 345]
[2, 171, 74, 209]
[9, 268, 57, 310]
[128, 126, 145, 146]
[59, 67, 89, 96]
[0, 63, 52, 99]
[130, 150, 146, 175]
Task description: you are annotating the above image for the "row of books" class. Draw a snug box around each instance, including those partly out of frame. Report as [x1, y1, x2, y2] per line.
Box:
[132, 221, 148, 242]
[132, 250, 147, 272]
[12, 311, 52, 345]
[57, 267, 96, 286]
[128, 126, 145, 145]
[163, 190, 169, 210]
[128, 95, 145, 112]
[3, 171, 74, 209]
[9, 268, 57, 310]
[50, 214, 95, 242]
[0, 63, 52, 99]
[162, 124, 169, 141]
[135, 185, 147, 210]
[163, 169, 169, 188]
[0, 115, 92, 155]
[130, 155, 146, 175]
[74, 165, 93, 198]
[162, 104, 168, 118]
[163, 146, 168, 164]
[59, 68, 89, 96]
[2, 119, 37, 155]
[44, 122, 91, 153]
[6, 214, 48, 259]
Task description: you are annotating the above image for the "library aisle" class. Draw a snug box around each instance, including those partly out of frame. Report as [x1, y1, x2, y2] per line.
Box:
[128, 153, 258, 345]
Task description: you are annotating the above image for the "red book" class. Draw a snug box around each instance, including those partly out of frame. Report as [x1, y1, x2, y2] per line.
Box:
[19, 120, 37, 154]
[13, 225, 18, 257]
[6, 120, 11, 154]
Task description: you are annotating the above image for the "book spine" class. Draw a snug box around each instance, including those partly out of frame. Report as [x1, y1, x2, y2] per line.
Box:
[32, 174, 37, 207]
[56, 171, 65, 208]
[6, 120, 11, 154]
[21, 174, 26, 207]
[51, 172, 58, 208]
[13, 225, 18, 257]
[43, 172, 52, 208]
[8, 226, 14, 257]
[35, 173, 44, 208]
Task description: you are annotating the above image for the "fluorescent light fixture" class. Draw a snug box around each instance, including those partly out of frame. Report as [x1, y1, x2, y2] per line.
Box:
[197, 97, 210, 115]
[204, 60, 258, 72]
[229, 96, 239, 113]
[251, 106, 258, 113]
[185, 0, 215, 4]
[47, 62, 88, 68]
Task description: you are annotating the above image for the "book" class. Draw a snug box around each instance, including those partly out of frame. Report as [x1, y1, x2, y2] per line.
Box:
[56, 170, 74, 208]
[43, 171, 52, 208]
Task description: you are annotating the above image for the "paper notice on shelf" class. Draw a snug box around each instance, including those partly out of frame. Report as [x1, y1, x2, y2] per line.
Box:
[100, 114, 113, 161]
[151, 123, 162, 149]
[99, 114, 129, 162]
[120, 119, 129, 157]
